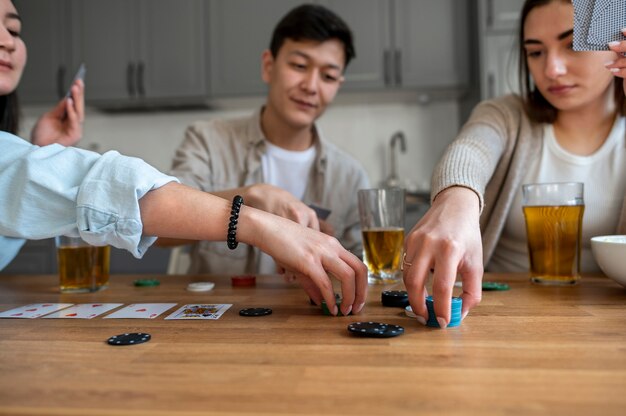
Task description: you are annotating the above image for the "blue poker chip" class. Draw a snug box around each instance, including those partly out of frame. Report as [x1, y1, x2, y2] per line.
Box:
[425, 296, 463, 328]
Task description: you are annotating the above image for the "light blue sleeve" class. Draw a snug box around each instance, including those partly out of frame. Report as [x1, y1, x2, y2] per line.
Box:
[0, 132, 179, 270]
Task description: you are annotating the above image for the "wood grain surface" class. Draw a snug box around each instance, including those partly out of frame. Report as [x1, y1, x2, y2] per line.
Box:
[0, 273, 624, 416]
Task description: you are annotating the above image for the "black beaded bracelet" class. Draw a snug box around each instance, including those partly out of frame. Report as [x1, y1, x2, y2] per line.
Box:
[227, 195, 244, 250]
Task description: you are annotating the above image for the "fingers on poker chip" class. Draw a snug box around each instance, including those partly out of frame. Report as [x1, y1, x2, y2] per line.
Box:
[186, 282, 215, 292]
[482, 281, 510, 291]
[107, 333, 151, 346]
[239, 307, 272, 317]
[381, 290, 409, 307]
[347, 322, 404, 338]
[133, 279, 160, 287]
[405, 305, 417, 318]
[231, 275, 256, 287]
[426, 296, 462, 328]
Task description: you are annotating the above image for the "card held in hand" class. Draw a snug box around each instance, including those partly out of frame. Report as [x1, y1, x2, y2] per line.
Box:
[573, 0, 626, 51]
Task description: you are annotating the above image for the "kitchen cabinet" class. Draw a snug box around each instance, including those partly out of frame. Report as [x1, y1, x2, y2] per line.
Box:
[478, 0, 524, 99]
[17, 0, 72, 104]
[70, 0, 207, 107]
[209, 0, 470, 96]
[208, 0, 301, 96]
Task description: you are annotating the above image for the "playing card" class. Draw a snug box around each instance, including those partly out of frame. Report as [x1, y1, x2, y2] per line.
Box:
[0, 303, 74, 319]
[573, 0, 626, 51]
[103, 303, 177, 319]
[309, 203, 332, 220]
[164, 304, 232, 320]
[42, 303, 123, 319]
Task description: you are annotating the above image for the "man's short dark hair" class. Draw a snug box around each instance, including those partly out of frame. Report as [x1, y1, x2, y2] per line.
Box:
[269, 4, 356, 69]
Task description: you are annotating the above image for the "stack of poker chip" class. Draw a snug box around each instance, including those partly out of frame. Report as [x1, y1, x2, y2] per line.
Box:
[426, 296, 462, 328]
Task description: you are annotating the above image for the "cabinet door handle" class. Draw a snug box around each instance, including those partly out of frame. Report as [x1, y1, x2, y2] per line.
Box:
[394, 50, 402, 86]
[57, 66, 66, 99]
[127, 62, 136, 97]
[384, 49, 392, 86]
[137, 61, 145, 97]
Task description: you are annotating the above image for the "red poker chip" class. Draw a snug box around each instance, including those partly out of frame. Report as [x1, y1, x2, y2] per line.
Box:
[231, 275, 256, 287]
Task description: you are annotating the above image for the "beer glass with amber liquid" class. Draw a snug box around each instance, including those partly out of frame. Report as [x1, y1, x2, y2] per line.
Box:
[358, 188, 405, 284]
[55, 236, 110, 293]
[522, 182, 584, 285]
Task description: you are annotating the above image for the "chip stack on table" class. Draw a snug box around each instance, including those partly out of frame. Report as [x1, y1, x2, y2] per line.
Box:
[381, 290, 409, 307]
[426, 296, 462, 328]
[231, 275, 256, 287]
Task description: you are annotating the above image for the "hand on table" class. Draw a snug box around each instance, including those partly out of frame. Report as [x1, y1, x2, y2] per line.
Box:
[246, 206, 367, 317]
[31, 79, 85, 147]
[402, 187, 483, 328]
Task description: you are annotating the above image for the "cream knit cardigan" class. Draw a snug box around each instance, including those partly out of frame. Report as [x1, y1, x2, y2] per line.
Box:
[431, 94, 626, 265]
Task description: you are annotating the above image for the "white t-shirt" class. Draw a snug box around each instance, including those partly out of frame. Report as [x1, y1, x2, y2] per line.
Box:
[257, 140, 317, 274]
[489, 116, 626, 273]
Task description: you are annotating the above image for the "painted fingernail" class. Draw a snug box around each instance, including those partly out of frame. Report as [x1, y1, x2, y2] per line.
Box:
[343, 305, 353, 316]
[609, 68, 620, 73]
[332, 305, 339, 316]
[415, 315, 426, 326]
[437, 317, 448, 329]
[604, 60, 615, 66]
[462, 310, 469, 321]
[355, 302, 366, 313]
[608, 41, 620, 47]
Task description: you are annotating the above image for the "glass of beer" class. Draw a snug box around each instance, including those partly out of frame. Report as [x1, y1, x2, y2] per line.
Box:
[357, 188, 405, 284]
[55, 236, 110, 293]
[522, 182, 584, 285]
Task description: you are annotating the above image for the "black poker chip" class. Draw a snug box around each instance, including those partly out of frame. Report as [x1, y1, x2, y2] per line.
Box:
[107, 333, 151, 346]
[347, 322, 405, 338]
[381, 290, 410, 307]
[239, 307, 272, 317]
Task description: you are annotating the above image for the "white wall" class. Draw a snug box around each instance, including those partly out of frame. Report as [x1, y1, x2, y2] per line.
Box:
[21, 93, 461, 192]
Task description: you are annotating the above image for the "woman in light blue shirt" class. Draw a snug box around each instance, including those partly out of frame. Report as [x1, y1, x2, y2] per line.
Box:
[0, 0, 365, 316]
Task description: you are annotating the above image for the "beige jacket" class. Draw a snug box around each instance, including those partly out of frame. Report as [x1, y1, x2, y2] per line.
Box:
[170, 109, 370, 274]
[431, 95, 626, 265]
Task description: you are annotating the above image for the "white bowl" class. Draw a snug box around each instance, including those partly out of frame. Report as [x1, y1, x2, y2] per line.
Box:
[591, 235, 626, 288]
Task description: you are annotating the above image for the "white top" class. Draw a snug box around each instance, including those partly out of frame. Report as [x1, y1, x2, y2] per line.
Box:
[258, 140, 317, 274]
[489, 116, 626, 273]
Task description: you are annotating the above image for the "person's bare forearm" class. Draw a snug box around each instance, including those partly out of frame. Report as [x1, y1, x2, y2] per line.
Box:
[140, 182, 260, 249]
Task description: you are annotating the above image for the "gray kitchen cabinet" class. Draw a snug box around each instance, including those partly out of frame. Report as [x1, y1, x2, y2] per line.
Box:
[208, 0, 301, 96]
[392, 0, 470, 90]
[478, 0, 524, 99]
[210, 0, 469, 96]
[318, 0, 390, 90]
[70, 0, 207, 107]
[17, 0, 72, 104]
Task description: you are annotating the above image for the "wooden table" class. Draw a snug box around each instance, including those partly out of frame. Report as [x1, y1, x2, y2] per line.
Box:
[0, 273, 624, 416]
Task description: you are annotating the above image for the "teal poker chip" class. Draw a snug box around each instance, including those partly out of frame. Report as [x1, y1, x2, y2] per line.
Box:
[133, 279, 160, 287]
[425, 296, 463, 328]
[482, 281, 510, 291]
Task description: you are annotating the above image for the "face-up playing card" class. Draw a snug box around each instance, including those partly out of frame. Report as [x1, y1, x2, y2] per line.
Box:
[0, 303, 74, 319]
[42, 303, 123, 319]
[573, 0, 626, 51]
[164, 304, 232, 320]
[103, 303, 177, 319]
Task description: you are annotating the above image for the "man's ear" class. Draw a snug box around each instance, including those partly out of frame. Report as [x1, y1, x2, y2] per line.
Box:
[261, 49, 274, 84]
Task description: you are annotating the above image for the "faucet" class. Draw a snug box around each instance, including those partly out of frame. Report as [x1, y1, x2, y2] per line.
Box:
[385, 131, 406, 188]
